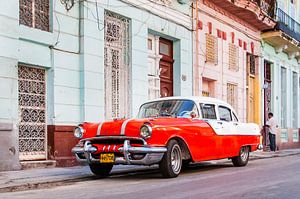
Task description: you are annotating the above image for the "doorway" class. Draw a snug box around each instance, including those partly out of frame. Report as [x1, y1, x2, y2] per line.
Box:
[18, 65, 47, 161]
[159, 38, 174, 97]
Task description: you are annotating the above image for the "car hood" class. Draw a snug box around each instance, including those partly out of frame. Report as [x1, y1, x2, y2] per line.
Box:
[82, 118, 152, 138]
[81, 117, 195, 139]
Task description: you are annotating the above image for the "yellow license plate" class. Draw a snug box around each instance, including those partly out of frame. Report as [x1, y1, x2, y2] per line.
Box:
[100, 153, 115, 163]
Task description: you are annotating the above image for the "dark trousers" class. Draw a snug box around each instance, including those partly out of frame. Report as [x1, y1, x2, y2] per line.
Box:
[269, 133, 276, 151]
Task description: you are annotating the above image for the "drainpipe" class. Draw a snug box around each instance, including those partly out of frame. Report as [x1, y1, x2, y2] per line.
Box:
[79, 0, 85, 122]
[194, 1, 200, 96]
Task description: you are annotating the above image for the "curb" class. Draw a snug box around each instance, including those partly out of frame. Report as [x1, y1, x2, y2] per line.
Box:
[0, 166, 158, 193]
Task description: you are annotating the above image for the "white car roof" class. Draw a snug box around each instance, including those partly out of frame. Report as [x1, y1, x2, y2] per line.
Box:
[144, 96, 235, 111]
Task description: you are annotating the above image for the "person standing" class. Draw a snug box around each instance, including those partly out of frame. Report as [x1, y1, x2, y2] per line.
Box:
[266, 112, 278, 152]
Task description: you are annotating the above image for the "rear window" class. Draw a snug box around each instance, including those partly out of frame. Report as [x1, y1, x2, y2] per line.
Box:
[218, 106, 232, 121]
[200, 104, 217, 119]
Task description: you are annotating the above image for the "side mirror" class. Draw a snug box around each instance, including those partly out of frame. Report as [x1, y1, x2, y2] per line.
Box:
[190, 111, 197, 118]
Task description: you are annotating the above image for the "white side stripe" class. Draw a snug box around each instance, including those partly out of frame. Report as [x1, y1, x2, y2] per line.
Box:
[97, 122, 103, 136]
[120, 119, 133, 135]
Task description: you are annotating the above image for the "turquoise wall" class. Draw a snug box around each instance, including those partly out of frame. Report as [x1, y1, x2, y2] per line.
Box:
[0, 0, 193, 126]
[261, 42, 300, 130]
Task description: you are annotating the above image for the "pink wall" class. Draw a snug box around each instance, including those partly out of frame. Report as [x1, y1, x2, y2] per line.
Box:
[194, 0, 262, 122]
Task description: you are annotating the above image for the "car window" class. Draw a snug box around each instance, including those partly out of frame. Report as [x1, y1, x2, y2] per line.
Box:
[232, 112, 239, 122]
[200, 104, 217, 119]
[218, 106, 232, 121]
[138, 100, 199, 118]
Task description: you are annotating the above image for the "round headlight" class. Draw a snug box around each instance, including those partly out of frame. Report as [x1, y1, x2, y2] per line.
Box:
[74, 126, 84, 138]
[140, 124, 152, 139]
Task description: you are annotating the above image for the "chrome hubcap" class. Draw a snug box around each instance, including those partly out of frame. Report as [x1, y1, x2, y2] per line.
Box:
[240, 147, 249, 162]
[171, 145, 181, 174]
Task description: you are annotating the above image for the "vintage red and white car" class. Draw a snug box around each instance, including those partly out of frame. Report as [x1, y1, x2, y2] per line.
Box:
[72, 96, 262, 178]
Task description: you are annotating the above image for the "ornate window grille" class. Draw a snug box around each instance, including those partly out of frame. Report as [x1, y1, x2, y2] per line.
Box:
[249, 54, 256, 75]
[228, 43, 239, 71]
[18, 65, 47, 160]
[202, 91, 210, 97]
[104, 11, 130, 119]
[19, 0, 50, 31]
[227, 83, 238, 111]
[206, 34, 218, 64]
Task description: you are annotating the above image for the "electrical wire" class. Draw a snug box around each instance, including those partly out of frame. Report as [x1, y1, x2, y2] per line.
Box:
[95, 1, 105, 31]
[80, 0, 193, 31]
[53, 0, 61, 46]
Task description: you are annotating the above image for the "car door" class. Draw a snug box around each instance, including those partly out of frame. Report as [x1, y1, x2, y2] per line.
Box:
[217, 106, 237, 157]
[231, 111, 240, 134]
[198, 103, 223, 159]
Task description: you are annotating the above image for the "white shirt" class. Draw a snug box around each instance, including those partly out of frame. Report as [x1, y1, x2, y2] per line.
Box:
[266, 117, 278, 135]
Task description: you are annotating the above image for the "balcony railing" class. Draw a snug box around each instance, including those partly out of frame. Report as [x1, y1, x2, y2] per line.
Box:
[252, 0, 276, 18]
[276, 8, 300, 42]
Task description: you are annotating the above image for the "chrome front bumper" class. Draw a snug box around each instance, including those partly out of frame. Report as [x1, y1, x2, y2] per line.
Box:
[71, 140, 167, 165]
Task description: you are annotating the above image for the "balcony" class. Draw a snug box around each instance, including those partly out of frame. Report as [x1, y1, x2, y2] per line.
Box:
[276, 8, 300, 42]
[261, 8, 300, 62]
[252, 0, 276, 18]
[206, 0, 276, 30]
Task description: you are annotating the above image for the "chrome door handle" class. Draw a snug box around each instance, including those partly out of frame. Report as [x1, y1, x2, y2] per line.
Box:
[233, 123, 238, 126]
[217, 121, 223, 125]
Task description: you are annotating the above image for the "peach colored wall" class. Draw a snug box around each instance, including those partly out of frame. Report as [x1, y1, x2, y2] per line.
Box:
[194, 0, 262, 122]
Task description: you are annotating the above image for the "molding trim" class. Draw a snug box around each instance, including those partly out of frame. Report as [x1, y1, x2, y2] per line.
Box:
[0, 123, 13, 131]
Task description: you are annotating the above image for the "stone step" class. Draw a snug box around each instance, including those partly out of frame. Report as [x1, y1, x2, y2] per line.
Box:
[20, 160, 56, 170]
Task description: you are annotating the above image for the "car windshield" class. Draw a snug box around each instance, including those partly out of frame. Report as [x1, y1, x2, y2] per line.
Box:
[137, 100, 198, 118]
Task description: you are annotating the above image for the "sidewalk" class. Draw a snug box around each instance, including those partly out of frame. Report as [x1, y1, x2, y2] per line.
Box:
[250, 148, 300, 160]
[0, 165, 156, 193]
[1, 148, 300, 193]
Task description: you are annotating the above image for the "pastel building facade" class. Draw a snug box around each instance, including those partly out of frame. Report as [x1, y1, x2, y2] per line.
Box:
[0, 0, 193, 171]
[193, 0, 275, 123]
[261, 0, 300, 149]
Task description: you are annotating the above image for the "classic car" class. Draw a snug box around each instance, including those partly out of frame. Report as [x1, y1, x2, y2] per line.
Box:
[72, 96, 262, 178]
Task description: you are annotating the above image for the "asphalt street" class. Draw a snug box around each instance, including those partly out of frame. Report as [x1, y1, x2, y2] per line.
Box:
[1, 154, 300, 199]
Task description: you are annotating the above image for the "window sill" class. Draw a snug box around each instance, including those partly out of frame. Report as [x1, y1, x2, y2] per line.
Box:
[19, 25, 55, 46]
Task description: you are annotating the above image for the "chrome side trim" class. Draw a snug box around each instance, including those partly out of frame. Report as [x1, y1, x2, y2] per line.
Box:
[96, 122, 103, 136]
[120, 119, 133, 135]
[119, 146, 167, 153]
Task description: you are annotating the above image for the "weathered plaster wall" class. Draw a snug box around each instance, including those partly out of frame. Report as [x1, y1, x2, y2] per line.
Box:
[195, 1, 261, 122]
[0, 0, 21, 171]
[0, 0, 193, 169]
[261, 42, 300, 143]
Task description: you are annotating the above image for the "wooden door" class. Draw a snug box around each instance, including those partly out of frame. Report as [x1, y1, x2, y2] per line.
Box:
[248, 76, 255, 122]
[246, 54, 256, 123]
[159, 38, 174, 97]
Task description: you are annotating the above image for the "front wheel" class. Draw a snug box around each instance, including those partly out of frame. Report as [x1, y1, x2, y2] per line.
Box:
[89, 163, 113, 178]
[159, 140, 182, 178]
[232, 146, 249, 167]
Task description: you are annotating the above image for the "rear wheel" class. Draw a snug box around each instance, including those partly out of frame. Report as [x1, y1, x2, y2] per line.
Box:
[232, 146, 249, 167]
[89, 163, 113, 178]
[159, 140, 182, 178]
